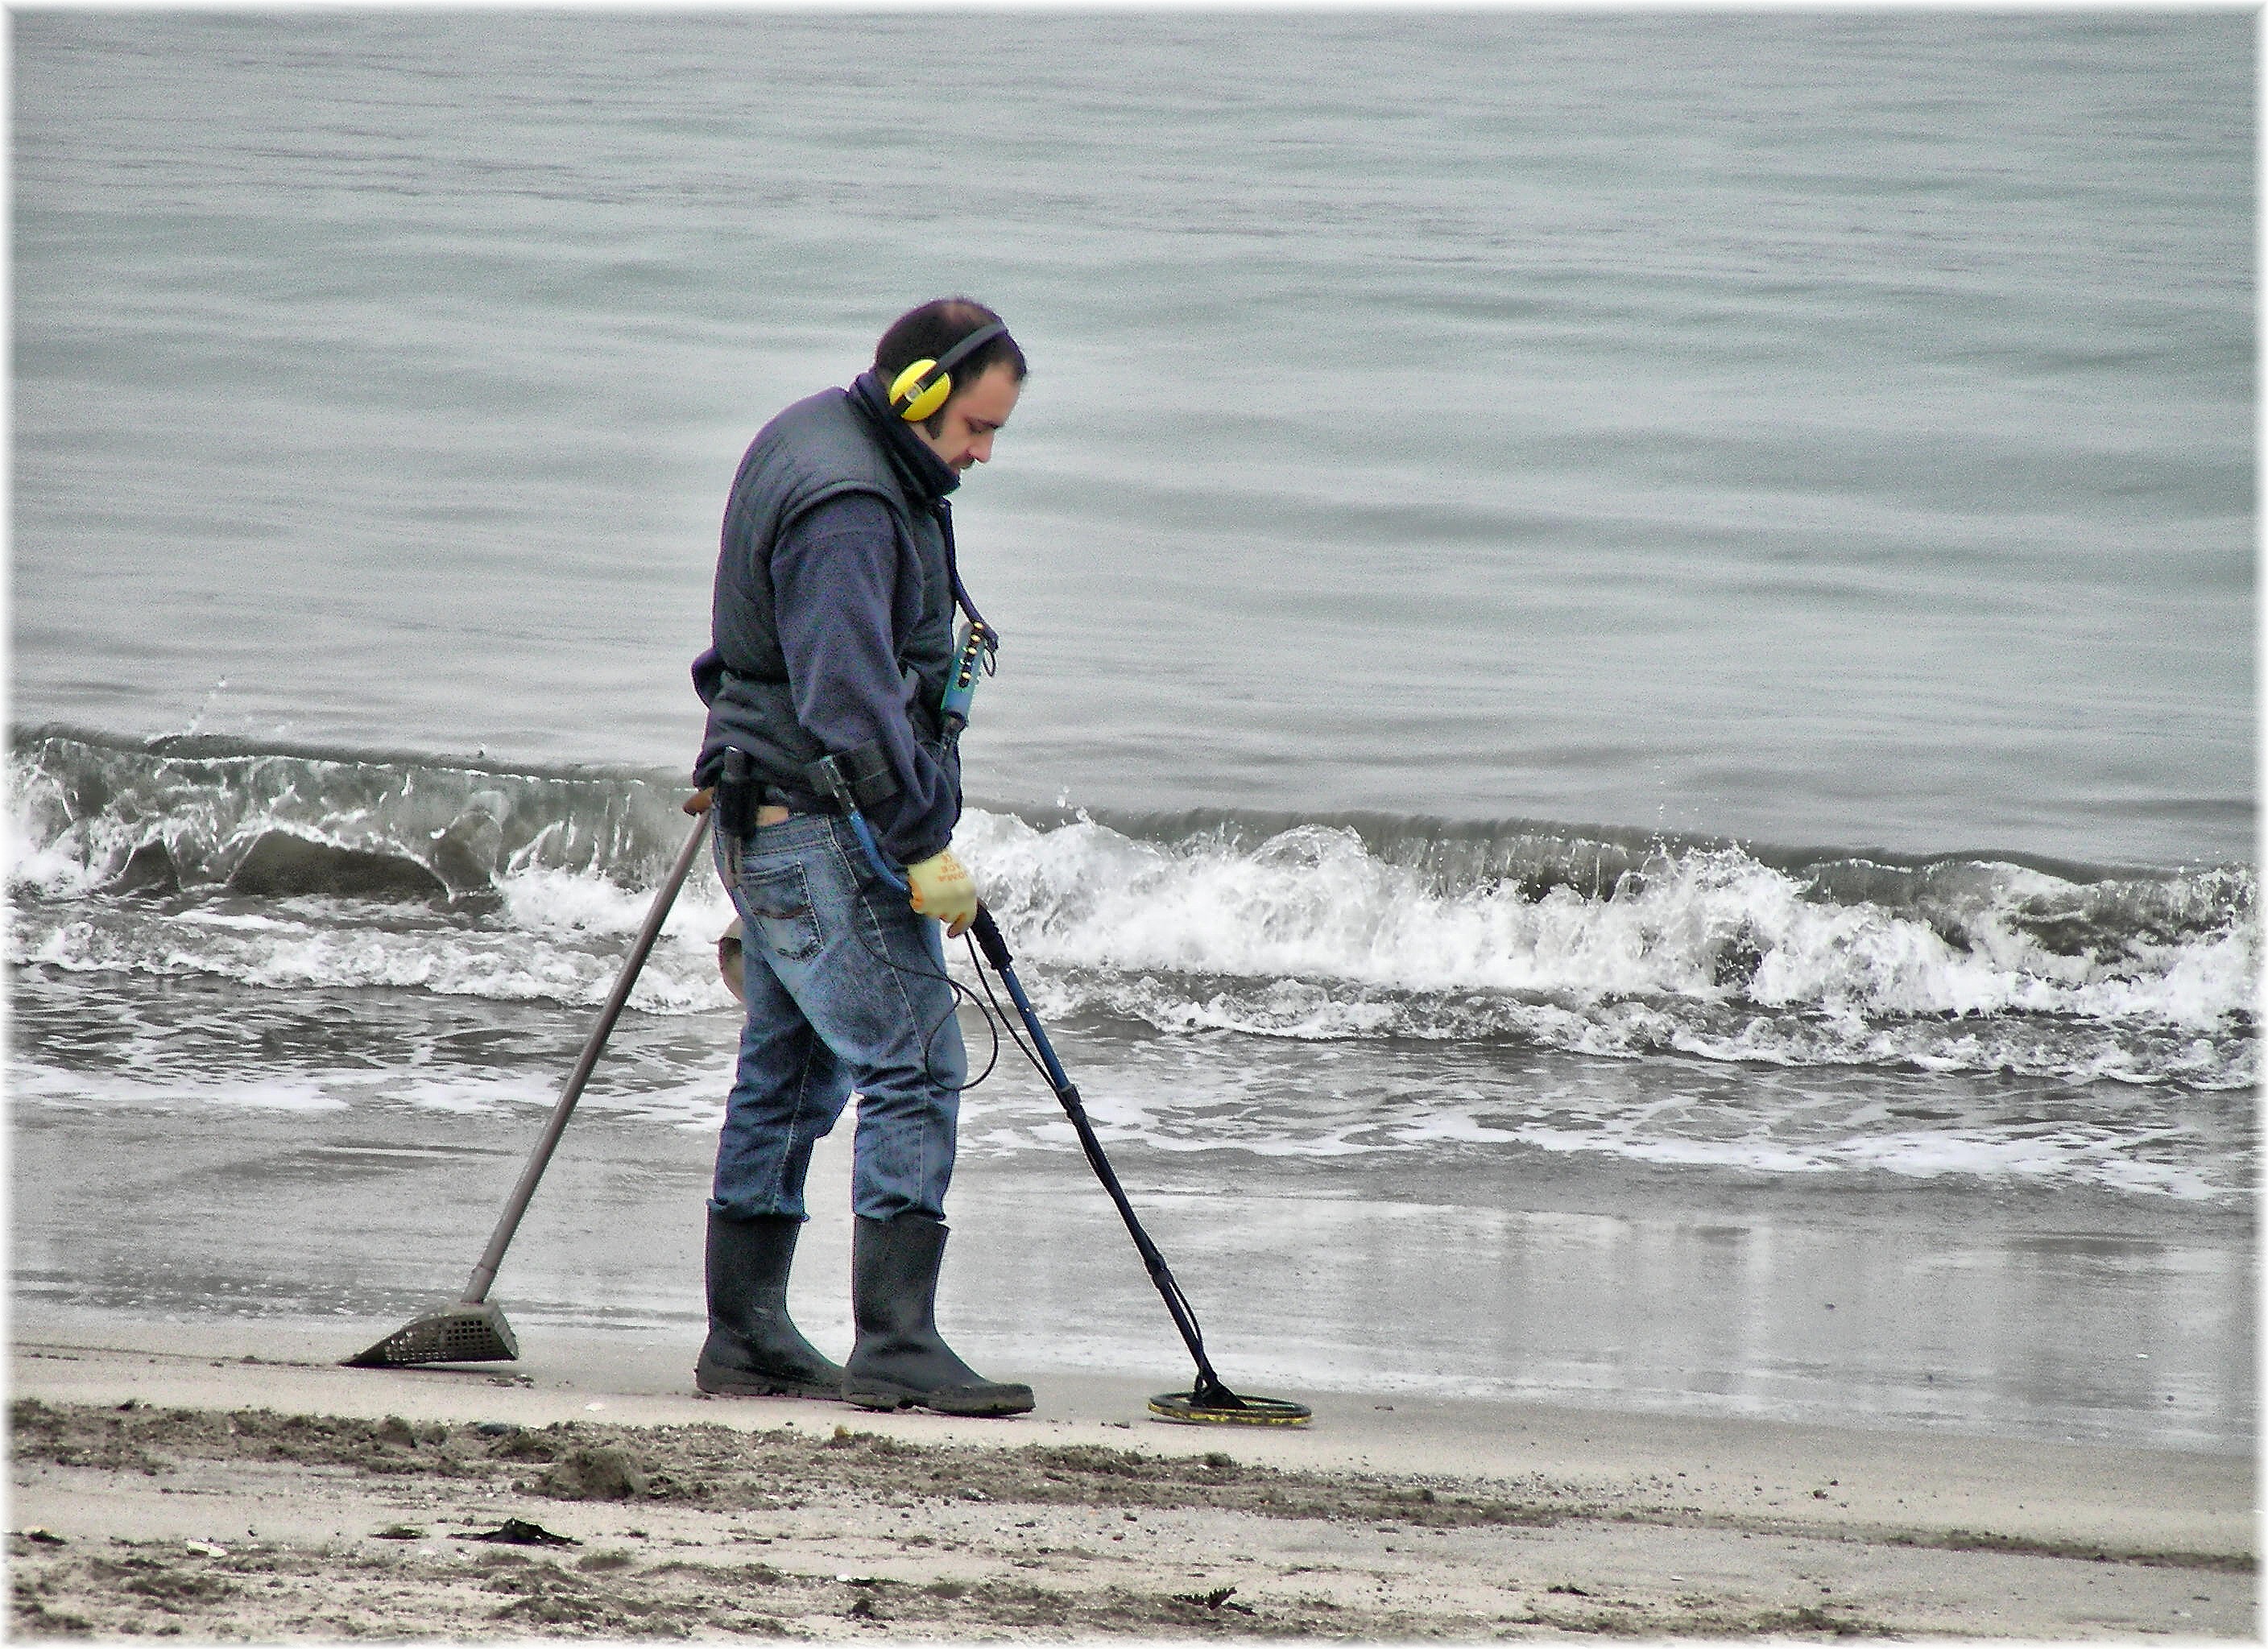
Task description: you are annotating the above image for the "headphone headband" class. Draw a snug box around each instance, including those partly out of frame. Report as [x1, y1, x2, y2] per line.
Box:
[927, 321, 1008, 384]
[889, 320, 1011, 422]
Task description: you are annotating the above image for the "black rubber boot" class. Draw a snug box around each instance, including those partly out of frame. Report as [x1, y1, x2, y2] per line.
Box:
[842, 1214, 1034, 1417]
[694, 1211, 843, 1399]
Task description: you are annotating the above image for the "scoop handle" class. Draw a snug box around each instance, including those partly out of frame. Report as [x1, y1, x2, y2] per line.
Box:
[461, 804, 712, 1304]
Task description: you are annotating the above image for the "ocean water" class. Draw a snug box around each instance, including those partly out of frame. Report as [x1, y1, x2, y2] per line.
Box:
[8, 13, 2256, 1450]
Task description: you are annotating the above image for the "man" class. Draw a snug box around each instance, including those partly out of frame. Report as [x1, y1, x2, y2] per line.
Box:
[688, 298, 1032, 1418]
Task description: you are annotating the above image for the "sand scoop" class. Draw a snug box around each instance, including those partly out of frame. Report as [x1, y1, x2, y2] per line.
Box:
[345, 796, 714, 1369]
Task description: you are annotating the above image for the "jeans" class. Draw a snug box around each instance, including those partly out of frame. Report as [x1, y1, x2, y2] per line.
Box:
[710, 812, 965, 1223]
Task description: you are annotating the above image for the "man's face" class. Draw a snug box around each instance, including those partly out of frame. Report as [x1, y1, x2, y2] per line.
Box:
[914, 362, 1020, 474]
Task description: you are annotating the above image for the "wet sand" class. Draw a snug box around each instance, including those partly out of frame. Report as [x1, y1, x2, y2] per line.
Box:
[10, 1323, 2254, 1639]
[13, 1042, 2256, 1456]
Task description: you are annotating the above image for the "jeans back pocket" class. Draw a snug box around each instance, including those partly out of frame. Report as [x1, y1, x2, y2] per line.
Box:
[742, 862, 822, 962]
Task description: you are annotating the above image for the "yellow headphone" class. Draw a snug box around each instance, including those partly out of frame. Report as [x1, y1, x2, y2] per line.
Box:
[888, 321, 1009, 423]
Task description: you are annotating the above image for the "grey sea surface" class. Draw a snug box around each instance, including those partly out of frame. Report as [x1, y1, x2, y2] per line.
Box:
[7, 13, 2255, 1452]
[14, 10, 2252, 864]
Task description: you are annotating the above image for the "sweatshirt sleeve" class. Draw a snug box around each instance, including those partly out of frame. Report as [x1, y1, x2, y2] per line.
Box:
[770, 491, 959, 865]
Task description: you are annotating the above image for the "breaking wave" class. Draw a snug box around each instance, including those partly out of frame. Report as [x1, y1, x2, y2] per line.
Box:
[9, 726, 2256, 1089]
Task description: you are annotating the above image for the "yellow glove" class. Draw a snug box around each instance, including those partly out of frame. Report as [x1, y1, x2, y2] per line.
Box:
[905, 848, 979, 937]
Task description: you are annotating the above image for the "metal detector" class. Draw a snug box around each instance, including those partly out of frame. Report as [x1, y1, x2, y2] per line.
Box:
[965, 907, 1312, 1428]
[806, 760, 1310, 1428]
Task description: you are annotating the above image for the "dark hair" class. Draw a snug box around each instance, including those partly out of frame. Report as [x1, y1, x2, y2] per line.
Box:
[873, 297, 1027, 429]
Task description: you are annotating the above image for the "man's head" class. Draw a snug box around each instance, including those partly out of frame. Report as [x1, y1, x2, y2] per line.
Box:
[874, 298, 1026, 473]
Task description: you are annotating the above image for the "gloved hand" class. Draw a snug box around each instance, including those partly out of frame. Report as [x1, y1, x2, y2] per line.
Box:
[905, 848, 979, 937]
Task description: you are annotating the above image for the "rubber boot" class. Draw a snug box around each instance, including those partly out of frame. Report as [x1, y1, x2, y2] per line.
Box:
[694, 1211, 843, 1399]
[842, 1214, 1034, 1417]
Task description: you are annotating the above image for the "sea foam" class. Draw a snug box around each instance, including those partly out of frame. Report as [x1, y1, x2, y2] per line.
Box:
[7, 729, 2254, 1089]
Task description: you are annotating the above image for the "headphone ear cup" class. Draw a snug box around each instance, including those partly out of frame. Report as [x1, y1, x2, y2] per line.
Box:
[890, 359, 952, 423]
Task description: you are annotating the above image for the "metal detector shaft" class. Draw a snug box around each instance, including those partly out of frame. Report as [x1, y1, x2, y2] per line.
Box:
[968, 908, 1240, 1407]
[459, 804, 712, 1306]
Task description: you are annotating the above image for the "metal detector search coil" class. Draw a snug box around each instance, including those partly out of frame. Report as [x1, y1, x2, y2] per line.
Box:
[1149, 1391, 1313, 1427]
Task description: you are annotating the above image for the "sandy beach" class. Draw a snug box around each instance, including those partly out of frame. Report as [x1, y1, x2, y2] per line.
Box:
[8, 1321, 2253, 1640]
